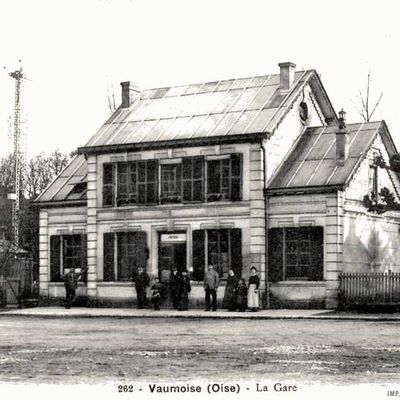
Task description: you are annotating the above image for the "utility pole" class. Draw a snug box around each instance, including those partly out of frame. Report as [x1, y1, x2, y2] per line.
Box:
[8, 66, 24, 247]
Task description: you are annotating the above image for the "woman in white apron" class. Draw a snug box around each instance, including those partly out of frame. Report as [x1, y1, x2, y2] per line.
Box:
[247, 266, 260, 311]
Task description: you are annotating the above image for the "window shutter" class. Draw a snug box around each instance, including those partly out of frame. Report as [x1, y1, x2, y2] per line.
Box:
[103, 163, 114, 207]
[146, 160, 158, 203]
[134, 231, 148, 272]
[230, 154, 242, 201]
[309, 227, 324, 281]
[192, 230, 205, 281]
[50, 235, 61, 282]
[230, 229, 242, 277]
[80, 234, 87, 282]
[103, 233, 115, 281]
[268, 228, 284, 282]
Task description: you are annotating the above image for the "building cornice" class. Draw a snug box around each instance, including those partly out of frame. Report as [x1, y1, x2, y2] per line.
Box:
[77, 132, 267, 156]
[265, 185, 343, 196]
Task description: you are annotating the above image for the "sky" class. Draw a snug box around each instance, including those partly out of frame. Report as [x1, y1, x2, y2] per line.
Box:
[0, 0, 399, 160]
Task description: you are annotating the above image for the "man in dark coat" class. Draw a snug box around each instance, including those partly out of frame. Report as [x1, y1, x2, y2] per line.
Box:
[178, 269, 191, 311]
[169, 266, 181, 310]
[62, 267, 87, 309]
[133, 266, 150, 309]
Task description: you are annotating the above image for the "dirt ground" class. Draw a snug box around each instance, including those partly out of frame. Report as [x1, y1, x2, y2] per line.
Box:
[0, 316, 399, 385]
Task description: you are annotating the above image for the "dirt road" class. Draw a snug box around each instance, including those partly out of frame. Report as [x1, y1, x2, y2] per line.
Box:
[0, 316, 399, 385]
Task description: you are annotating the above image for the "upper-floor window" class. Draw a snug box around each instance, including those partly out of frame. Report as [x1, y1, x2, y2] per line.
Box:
[160, 164, 182, 203]
[206, 154, 242, 202]
[182, 157, 204, 202]
[102, 154, 242, 207]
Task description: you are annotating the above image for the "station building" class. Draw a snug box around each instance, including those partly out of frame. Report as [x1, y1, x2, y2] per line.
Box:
[35, 62, 400, 308]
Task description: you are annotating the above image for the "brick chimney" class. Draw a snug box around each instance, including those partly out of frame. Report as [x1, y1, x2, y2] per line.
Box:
[120, 81, 141, 108]
[278, 62, 296, 92]
[336, 109, 349, 166]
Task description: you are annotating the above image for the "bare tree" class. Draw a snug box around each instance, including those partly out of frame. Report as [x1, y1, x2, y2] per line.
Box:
[0, 154, 15, 190]
[357, 71, 383, 122]
[106, 84, 117, 114]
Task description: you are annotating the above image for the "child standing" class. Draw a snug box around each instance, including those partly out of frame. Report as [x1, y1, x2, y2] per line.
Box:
[236, 278, 247, 312]
[151, 277, 162, 310]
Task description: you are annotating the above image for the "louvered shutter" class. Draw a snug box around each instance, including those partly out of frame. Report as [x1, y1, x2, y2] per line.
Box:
[103, 233, 115, 281]
[192, 230, 205, 281]
[268, 228, 284, 282]
[309, 227, 324, 281]
[50, 235, 61, 282]
[230, 229, 242, 277]
[80, 234, 87, 282]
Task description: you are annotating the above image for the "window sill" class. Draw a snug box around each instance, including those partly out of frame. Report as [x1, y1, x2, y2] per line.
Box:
[98, 281, 134, 286]
[101, 201, 249, 211]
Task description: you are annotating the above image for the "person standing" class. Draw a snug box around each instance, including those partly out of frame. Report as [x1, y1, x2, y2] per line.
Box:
[247, 266, 260, 312]
[62, 267, 87, 309]
[170, 266, 181, 310]
[204, 265, 219, 311]
[151, 277, 162, 310]
[236, 278, 247, 312]
[133, 266, 150, 309]
[178, 269, 191, 311]
[223, 269, 238, 311]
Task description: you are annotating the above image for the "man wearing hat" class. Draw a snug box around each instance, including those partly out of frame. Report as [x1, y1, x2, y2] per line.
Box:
[169, 266, 181, 310]
[62, 267, 87, 309]
[133, 266, 150, 309]
[203, 264, 219, 311]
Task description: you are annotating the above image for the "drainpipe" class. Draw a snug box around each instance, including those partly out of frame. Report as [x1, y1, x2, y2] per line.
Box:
[260, 139, 270, 309]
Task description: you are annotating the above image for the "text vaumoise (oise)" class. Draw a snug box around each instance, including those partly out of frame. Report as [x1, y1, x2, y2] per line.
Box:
[143, 382, 298, 394]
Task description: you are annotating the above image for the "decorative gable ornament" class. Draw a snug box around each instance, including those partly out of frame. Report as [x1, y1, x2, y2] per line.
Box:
[362, 154, 400, 213]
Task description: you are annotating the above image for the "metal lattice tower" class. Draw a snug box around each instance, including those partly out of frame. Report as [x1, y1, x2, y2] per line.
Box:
[9, 67, 24, 247]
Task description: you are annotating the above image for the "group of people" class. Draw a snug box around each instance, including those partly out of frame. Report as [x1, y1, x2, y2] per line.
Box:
[62, 264, 260, 312]
[134, 264, 260, 312]
[149, 267, 192, 311]
[222, 266, 260, 312]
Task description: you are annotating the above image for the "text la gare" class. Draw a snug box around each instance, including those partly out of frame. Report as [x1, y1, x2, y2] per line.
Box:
[256, 383, 298, 392]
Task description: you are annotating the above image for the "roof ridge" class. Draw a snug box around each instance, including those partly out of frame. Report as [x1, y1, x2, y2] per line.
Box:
[140, 70, 312, 92]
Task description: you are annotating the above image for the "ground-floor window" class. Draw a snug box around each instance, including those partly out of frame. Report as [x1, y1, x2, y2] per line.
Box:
[50, 234, 87, 281]
[103, 231, 148, 281]
[192, 228, 242, 281]
[268, 226, 323, 281]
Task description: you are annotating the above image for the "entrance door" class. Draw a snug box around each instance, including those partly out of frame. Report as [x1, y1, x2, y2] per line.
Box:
[158, 232, 187, 278]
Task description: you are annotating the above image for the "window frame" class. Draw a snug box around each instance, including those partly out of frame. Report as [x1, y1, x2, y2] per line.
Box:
[160, 163, 182, 204]
[206, 154, 242, 202]
[192, 228, 242, 282]
[268, 226, 324, 282]
[49, 234, 87, 282]
[103, 231, 148, 282]
[103, 160, 159, 207]
[101, 153, 243, 207]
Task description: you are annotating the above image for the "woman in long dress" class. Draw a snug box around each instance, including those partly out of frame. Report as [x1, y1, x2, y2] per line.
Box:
[223, 269, 238, 311]
[247, 266, 260, 311]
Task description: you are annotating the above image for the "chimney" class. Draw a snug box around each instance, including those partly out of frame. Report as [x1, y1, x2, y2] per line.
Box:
[336, 109, 349, 166]
[279, 62, 296, 92]
[120, 81, 141, 108]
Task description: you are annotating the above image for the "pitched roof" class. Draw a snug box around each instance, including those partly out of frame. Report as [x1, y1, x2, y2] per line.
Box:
[35, 154, 87, 203]
[267, 121, 385, 193]
[79, 69, 328, 153]
[37, 67, 336, 204]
